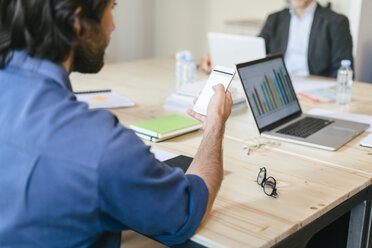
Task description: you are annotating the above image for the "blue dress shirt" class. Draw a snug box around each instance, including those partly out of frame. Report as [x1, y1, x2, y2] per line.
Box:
[0, 51, 208, 247]
[285, 1, 317, 76]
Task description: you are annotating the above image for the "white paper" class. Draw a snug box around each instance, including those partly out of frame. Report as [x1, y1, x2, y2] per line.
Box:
[298, 88, 336, 102]
[75, 92, 134, 109]
[151, 148, 178, 161]
[360, 133, 372, 148]
[307, 108, 372, 132]
[291, 76, 337, 93]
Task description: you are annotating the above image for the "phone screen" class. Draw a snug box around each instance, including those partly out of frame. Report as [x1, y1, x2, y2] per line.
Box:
[193, 67, 235, 115]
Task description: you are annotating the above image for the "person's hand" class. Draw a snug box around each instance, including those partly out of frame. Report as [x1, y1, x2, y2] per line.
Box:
[201, 54, 212, 74]
[187, 84, 232, 130]
[206, 84, 232, 127]
[187, 97, 207, 127]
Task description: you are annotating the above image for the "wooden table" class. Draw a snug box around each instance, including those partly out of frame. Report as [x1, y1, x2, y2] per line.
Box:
[71, 57, 372, 248]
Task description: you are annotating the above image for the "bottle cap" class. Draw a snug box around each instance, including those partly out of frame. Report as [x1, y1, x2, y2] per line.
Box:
[176, 52, 186, 60]
[185, 55, 194, 62]
[341, 60, 351, 67]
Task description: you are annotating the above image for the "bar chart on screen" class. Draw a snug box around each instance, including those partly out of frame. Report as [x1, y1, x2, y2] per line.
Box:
[251, 67, 297, 116]
[239, 57, 301, 129]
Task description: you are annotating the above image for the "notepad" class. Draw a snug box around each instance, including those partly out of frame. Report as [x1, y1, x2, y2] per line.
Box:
[75, 91, 134, 109]
[130, 114, 202, 142]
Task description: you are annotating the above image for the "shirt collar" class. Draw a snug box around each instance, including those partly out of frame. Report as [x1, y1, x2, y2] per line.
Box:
[7, 50, 72, 91]
[289, 1, 317, 17]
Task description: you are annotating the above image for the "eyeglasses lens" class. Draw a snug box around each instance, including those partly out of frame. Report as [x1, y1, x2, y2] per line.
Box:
[263, 177, 276, 196]
[257, 168, 266, 185]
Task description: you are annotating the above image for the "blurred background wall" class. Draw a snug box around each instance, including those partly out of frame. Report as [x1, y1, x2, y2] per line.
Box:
[105, 0, 372, 83]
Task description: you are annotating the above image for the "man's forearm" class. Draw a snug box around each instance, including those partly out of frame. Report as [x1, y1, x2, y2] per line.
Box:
[185, 84, 232, 222]
[186, 121, 225, 219]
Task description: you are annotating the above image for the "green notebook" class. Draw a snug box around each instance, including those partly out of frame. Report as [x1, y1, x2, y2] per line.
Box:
[130, 114, 202, 141]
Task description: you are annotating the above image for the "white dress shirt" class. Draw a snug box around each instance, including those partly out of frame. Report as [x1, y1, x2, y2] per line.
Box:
[285, 1, 317, 76]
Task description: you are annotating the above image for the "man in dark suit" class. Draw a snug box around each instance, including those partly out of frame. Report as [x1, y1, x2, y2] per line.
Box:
[259, 0, 353, 78]
[202, 0, 353, 78]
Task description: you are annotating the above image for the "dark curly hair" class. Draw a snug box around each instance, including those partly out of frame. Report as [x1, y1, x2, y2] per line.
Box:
[0, 0, 110, 68]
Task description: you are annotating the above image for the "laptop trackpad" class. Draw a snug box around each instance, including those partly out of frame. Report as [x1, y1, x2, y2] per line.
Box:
[326, 126, 355, 139]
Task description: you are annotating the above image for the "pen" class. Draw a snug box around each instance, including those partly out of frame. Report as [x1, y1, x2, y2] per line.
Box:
[297, 92, 319, 103]
[74, 89, 112, 94]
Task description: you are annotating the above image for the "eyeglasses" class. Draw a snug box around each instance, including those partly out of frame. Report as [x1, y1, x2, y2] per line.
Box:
[257, 167, 278, 197]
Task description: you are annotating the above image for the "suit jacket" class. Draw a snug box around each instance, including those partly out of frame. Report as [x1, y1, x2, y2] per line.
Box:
[259, 3, 353, 78]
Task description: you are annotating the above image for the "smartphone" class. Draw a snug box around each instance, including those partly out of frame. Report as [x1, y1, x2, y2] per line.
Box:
[193, 66, 236, 115]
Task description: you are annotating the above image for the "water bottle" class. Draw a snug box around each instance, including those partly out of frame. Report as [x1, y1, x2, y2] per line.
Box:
[336, 60, 353, 106]
[175, 52, 186, 92]
[184, 55, 196, 84]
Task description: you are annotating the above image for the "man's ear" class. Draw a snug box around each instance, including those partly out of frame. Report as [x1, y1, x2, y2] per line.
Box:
[74, 7, 82, 36]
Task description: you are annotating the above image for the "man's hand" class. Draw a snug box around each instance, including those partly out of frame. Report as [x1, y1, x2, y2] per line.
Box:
[201, 54, 212, 74]
[187, 84, 233, 130]
[205, 84, 232, 127]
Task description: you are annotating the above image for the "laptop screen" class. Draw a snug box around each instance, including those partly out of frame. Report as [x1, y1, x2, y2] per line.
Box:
[237, 55, 301, 130]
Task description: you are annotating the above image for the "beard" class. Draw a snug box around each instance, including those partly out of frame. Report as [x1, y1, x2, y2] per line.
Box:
[72, 24, 108, 74]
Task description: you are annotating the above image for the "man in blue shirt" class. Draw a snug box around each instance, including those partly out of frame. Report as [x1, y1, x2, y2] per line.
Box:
[0, 0, 232, 247]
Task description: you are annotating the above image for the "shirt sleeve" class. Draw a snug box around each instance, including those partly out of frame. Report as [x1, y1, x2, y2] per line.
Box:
[97, 119, 209, 246]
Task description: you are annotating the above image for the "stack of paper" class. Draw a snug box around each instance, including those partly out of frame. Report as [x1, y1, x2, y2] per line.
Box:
[130, 114, 202, 142]
[298, 88, 336, 103]
[164, 80, 247, 112]
[291, 76, 337, 103]
[291, 76, 337, 92]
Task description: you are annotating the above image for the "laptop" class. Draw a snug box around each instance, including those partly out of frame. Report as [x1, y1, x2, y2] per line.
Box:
[236, 54, 369, 151]
[208, 32, 266, 69]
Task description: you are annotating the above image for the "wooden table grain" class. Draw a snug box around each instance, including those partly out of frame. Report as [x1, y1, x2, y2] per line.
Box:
[70, 57, 372, 248]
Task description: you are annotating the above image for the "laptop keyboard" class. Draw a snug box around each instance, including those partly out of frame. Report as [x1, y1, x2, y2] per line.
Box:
[277, 117, 334, 138]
